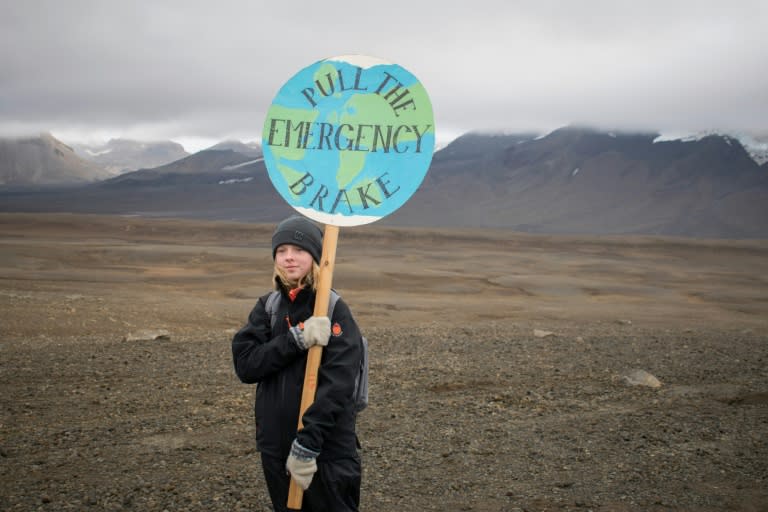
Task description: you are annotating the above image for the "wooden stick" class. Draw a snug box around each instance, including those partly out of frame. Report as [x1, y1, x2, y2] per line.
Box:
[287, 223, 339, 510]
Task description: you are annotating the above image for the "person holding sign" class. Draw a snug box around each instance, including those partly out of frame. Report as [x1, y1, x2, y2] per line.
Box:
[232, 215, 364, 512]
[236, 54, 433, 510]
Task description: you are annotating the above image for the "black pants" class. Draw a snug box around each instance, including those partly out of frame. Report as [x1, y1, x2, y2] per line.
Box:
[261, 453, 361, 512]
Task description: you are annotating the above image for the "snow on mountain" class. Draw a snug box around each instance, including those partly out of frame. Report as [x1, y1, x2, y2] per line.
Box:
[218, 177, 254, 185]
[654, 131, 768, 165]
[221, 158, 264, 171]
[205, 140, 262, 157]
[85, 148, 113, 157]
[72, 139, 189, 174]
[736, 134, 768, 166]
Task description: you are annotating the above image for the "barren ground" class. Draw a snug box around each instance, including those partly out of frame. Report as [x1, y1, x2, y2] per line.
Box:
[1, 213, 766, 511]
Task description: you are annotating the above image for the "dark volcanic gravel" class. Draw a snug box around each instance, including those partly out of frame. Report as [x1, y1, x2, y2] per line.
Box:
[2, 322, 767, 511]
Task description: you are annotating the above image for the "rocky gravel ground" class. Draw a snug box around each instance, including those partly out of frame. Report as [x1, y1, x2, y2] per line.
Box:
[2, 321, 767, 512]
[1, 214, 767, 511]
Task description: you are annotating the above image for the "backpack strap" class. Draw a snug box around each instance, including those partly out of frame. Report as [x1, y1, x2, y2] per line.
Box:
[264, 290, 282, 331]
[265, 289, 341, 331]
[327, 290, 340, 320]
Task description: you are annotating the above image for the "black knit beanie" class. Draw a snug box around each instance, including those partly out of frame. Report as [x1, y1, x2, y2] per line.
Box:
[271, 215, 323, 263]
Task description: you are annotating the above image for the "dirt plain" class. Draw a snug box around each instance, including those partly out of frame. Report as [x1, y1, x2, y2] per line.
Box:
[1, 212, 767, 512]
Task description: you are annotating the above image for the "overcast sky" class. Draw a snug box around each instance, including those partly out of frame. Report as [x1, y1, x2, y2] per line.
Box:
[1, 0, 767, 152]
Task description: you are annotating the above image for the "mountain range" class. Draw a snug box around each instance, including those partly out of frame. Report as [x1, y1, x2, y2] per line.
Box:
[71, 138, 189, 175]
[387, 128, 768, 238]
[0, 133, 112, 185]
[0, 128, 766, 238]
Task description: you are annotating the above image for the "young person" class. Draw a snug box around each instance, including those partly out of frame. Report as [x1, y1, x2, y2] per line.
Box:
[232, 215, 363, 512]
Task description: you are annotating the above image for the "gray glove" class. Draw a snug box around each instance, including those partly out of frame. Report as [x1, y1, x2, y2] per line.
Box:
[290, 316, 331, 350]
[303, 316, 330, 347]
[286, 439, 319, 490]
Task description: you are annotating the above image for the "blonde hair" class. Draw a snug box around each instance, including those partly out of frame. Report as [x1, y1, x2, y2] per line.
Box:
[273, 261, 320, 291]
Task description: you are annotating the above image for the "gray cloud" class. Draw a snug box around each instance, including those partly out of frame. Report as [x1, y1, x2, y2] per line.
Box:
[1, 0, 766, 150]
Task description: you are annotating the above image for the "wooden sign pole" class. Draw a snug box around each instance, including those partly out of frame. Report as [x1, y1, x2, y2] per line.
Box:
[287, 224, 339, 510]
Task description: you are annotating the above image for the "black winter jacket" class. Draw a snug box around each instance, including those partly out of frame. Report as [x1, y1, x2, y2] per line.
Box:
[232, 285, 362, 461]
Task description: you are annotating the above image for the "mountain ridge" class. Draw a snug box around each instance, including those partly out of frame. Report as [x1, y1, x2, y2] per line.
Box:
[1, 127, 766, 238]
[71, 138, 189, 175]
[384, 127, 767, 238]
[0, 133, 112, 185]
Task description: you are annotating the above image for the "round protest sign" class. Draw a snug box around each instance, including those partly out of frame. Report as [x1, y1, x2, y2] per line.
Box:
[262, 55, 435, 226]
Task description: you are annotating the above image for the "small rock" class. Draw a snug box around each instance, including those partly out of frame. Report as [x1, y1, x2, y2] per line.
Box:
[621, 369, 662, 388]
[123, 329, 171, 342]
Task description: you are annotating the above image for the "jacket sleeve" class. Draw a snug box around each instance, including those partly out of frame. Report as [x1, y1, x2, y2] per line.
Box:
[231, 295, 305, 384]
[296, 298, 362, 453]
